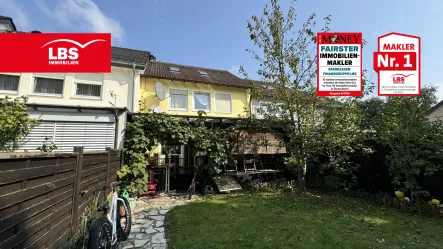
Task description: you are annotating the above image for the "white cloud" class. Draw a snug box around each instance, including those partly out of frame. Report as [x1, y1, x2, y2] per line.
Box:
[35, 0, 124, 43]
[0, 0, 29, 30]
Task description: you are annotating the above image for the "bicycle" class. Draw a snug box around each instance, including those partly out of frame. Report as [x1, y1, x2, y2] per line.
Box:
[87, 181, 132, 249]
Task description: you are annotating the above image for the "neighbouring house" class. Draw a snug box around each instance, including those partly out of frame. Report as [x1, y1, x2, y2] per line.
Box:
[427, 100, 443, 122]
[0, 16, 153, 152]
[0, 47, 151, 152]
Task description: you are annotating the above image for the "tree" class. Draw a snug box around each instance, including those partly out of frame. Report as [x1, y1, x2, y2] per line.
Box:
[0, 96, 38, 151]
[242, 0, 370, 192]
[377, 86, 443, 197]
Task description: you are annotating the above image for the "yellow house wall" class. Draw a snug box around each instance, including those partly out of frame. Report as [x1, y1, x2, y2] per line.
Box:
[140, 77, 251, 117]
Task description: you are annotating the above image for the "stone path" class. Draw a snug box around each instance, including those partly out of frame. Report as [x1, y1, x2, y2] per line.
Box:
[119, 193, 201, 249]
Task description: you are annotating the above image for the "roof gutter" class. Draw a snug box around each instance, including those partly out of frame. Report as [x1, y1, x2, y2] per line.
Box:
[26, 103, 126, 112]
[111, 60, 145, 70]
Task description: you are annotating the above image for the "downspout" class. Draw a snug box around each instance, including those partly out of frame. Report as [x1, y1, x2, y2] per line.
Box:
[113, 109, 119, 149]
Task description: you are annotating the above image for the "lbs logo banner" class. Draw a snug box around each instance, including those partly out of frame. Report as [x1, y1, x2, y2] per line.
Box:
[373, 32, 421, 96]
[0, 33, 111, 73]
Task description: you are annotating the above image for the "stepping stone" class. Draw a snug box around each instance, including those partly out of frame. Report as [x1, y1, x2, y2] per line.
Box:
[159, 209, 169, 215]
[148, 209, 159, 215]
[142, 220, 155, 228]
[122, 244, 134, 249]
[131, 225, 142, 233]
[150, 244, 167, 249]
[136, 219, 151, 224]
[145, 226, 157, 235]
[155, 221, 164, 227]
[135, 233, 144, 240]
[149, 215, 165, 221]
[151, 232, 166, 244]
[134, 239, 149, 248]
[156, 227, 164, 232]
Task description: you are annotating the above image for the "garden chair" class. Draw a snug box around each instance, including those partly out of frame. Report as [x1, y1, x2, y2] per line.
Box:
[143, 169, 159, 196]
[225, 159, 238, 173]
[244, 159, 257, 172]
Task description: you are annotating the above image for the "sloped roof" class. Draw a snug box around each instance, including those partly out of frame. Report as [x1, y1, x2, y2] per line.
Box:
[143, 61, 250, 88]
[111, 46, 151, 66]
[0, 16, 16, 31]
[7, 29, 152, 66]
[428, 100, 443, 115]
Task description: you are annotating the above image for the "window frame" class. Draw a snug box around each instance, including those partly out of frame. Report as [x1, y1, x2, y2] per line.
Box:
[168, 87, 189, 111]
[72, 80, 103, 100]
[0, 73, 20, 95]
[214, 92, 232, 114]
[30, 75, 65, 97]
[192, 90, 212, 112]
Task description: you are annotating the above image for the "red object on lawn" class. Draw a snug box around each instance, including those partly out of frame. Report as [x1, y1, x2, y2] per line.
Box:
[143, 169, 159, 196]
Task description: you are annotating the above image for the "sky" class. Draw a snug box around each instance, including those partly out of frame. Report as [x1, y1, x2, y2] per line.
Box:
[1, 0, 442, 100]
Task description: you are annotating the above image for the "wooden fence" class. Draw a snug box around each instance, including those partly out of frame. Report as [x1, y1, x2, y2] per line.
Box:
[0, 147, 121, 249]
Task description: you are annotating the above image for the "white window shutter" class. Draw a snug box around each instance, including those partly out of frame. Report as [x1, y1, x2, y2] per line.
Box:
[215, 93, 231, 113]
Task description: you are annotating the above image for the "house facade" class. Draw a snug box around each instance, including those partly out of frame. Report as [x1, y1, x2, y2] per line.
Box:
[0, 46, 152, 152]
[427, 100, 443, 122]
[137, 60, 252, 168]
[139, 61, 251, 117]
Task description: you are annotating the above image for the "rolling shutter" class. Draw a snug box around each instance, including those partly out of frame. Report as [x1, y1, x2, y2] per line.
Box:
[54, 122, 115, 152]
[19, 121, 115, 152]
[215, 93, 232, 113]
[19, 121, 55, 152]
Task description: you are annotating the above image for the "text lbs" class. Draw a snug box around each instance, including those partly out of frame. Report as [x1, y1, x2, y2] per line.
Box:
[49, 48, 79, 60]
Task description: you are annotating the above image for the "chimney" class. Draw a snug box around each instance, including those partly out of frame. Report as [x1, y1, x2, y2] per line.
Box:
[149, 55, 156, 62]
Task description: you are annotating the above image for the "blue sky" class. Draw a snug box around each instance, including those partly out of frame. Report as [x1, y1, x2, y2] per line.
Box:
[1, 0, 442, 100]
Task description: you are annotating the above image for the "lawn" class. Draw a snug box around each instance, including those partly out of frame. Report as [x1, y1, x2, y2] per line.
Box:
[165, 191, 443, 249]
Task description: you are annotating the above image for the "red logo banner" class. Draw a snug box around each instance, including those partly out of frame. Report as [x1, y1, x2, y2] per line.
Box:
[373, 32, 421, 96]
[0, 33, 111, 73]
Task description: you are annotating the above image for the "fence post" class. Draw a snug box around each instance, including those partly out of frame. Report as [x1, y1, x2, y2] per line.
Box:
[71, 146, 84, 231]
[105, 147, 112, 187]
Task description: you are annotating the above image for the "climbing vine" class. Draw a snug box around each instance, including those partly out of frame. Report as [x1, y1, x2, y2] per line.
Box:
[117, 111, 230, 196]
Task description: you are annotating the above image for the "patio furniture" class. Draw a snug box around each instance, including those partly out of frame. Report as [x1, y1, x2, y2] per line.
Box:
[225, 159, 238, 173]
[244, 159, 257, 172]
[143, 169, 159, 196]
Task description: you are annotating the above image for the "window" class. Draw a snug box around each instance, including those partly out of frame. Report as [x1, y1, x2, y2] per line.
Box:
[161, 144, 181, 156]
[169, 67, 180, 72]
[33, 77, 64, 95]
[0, 74, 19, 92]
[199, 70, 208, 76]
[193, 91, 211, 111]
[169, 88, 188, 110]
[215, 93, 232, 113]
[75, 83, 102, 98]
[259, 102, 269, 113]
[256, 102, 269, 119]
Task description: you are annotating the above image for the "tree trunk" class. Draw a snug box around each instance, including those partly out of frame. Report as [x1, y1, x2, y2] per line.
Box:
[188, 165, 198, 200]
[297, 161, 307, 193]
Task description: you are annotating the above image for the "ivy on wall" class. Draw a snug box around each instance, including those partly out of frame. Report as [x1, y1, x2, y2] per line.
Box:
[117, 111, 230, 196]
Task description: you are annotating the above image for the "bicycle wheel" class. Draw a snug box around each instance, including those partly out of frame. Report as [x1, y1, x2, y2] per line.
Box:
[87, 216, 115, 249]
[116, 197, 132, 241]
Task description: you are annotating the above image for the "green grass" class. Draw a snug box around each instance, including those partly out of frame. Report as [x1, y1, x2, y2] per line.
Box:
[165, 191, 443, 249]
